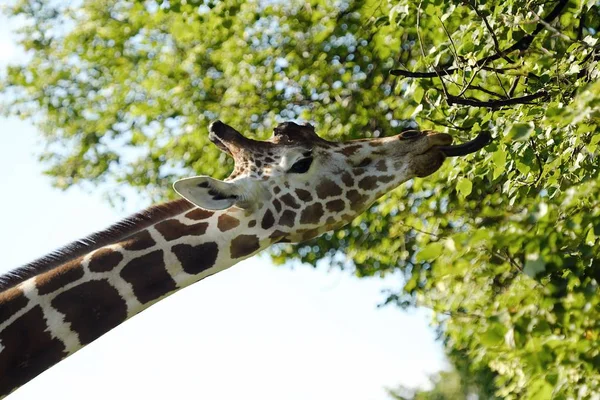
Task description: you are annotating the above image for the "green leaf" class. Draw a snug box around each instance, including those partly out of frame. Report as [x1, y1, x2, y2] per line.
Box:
[480, 323, 506, 346]
[524, 256, 546, 278]
[456, 177, 472, 198]
[414, 86, 424, 104]
[416, 242, 444, 262]
[492, 145, 507, 180]
[527, 379, 554, 400]
[585, 225, 597, 246]
[507, 123, 533, 141]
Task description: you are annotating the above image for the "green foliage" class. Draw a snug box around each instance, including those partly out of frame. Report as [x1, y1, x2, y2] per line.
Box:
[2, 0, 600, 398]
[388, 367, 497, 400]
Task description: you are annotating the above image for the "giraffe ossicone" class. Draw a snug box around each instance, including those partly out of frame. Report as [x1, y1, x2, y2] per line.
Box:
[0, 120, 474, 398]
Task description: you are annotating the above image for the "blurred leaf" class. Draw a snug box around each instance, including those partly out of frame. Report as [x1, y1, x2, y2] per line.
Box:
[416, 242, 444, 262]
[456, 177, 472, 198]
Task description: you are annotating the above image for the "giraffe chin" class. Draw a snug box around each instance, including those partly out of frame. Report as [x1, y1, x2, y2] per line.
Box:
[412, 149, 447, 178]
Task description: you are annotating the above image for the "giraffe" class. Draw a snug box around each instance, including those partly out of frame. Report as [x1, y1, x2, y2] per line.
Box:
[0, 120, 486, 397]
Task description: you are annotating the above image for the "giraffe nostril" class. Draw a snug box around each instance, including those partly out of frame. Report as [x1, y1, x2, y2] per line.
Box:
[399, 130, 422, 140]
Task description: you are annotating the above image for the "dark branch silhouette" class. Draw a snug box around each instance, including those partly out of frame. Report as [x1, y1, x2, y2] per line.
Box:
[445, 91, 548, 109]
[389, 0, 569, 78]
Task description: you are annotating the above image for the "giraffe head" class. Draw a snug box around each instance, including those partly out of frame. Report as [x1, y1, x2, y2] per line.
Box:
[174, 121, 452, 243]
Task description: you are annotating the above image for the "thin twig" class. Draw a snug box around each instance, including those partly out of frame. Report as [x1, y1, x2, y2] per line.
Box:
[530, 9, 592, 48]
[492, 67, 510, 97]
[577, 8, 585, 41]
[390, 0, 569, 78]
[441, 309, 489, 320]
[422, 117, 473, 131]
[516, 138, 544, 186]
[508, 76, 520, 97]
[491, 250, 522, 272]
[446, 90, 548, 109]
[480, 65, 520, 73]
[416, 0, 427, 60]
[468, 1, 514, 63]
[437, 15, 464, 89]
[457, 70, 480, 97]
[417, 1, 451, 104]
[468, 85, 508, 98]
[397, 221, 442, 239]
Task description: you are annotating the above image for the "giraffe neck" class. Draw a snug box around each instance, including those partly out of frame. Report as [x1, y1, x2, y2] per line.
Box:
[0, 203, 275, 397]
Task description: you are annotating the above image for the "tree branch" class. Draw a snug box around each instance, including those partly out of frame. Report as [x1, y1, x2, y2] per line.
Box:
[446, 90, 548, 109]
[468, 85, 508, 99]
[468, 1, 514, 63]
[389, 0, 569, 78]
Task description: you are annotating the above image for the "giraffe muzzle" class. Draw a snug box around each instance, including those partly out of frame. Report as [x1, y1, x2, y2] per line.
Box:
[438, 132, 492, 157]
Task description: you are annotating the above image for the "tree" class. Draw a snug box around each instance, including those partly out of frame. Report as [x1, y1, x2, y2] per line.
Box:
[2, 0, 599, 398]
[388, 367, 496, 400]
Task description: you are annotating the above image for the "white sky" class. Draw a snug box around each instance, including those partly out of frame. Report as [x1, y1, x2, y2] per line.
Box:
[0, 13, 445, 400]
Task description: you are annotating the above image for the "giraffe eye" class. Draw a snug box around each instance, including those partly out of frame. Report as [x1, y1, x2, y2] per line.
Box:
[288, 157, 313, 174]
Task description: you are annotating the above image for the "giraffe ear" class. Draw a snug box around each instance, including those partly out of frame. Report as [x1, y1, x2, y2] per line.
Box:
[173, 176, 238, 210]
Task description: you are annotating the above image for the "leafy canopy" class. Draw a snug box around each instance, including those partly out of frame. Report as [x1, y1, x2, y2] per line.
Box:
[2, 0, 600, 398]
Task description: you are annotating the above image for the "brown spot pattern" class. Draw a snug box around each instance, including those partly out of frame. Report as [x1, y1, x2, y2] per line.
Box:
[172, 243, 219, 274]
[0, 287, 29, 324]
[248, 220, 257, 228]
[269, 230, 288, 242]
[377, 175, 394, 183]
[301, 229, 321, 241]
[280, 193, 300, 209]
[340, 144, 361, 156]
[217, 214, 240, 232]
[230, 235, 261, 258]
[358, 176, 378, 191]
[326, 216, 337, 225]
[0, 306, 67, 397]
[121, 230, 156, 251]
[273, 199, 282, 212]
[376, 160, 388, 172]
[347, 190, 369, 211]
[51, 280, 127, 345]
[295, 189, 313, 202]
[279, 210, 296, 227]
[120, 250, 176, 304]
[36, 259, 84, 295]
[155, 219, 208, 241]
[326, 199, 346, 212]
[300, 203, 324, 224]
[261, 209, 275, 230]
[88, 248, 124, 273]
[342, 213, 356, 222]
[316, 179, 343, 199]
[185, 208, 214, 220]
[341, 172, 354, 187]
